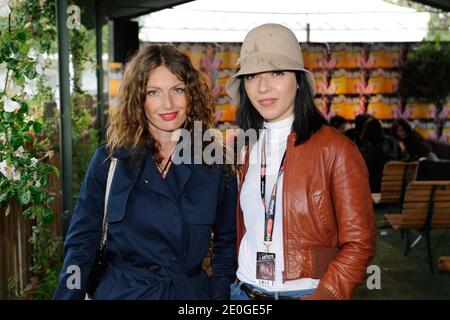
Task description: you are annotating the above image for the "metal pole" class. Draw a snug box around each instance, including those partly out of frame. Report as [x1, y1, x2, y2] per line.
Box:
[95, 1, 106, 144]
[306, 23, 310, 43]
[56, 0, 73, 237]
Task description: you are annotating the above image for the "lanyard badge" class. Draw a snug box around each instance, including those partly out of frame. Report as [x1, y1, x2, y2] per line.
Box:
[256, 130, 286, 286]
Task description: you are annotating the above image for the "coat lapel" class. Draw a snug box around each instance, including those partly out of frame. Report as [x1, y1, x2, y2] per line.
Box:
[108, 147, 192, 208]
[169, 162, 192, 200]
[142, 157, 176, 202]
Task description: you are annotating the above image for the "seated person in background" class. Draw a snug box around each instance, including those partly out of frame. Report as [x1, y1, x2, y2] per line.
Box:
[329, 115, 348, 134]
[391, 119, 438, 161]
[345, 113, 373, 148]
[360, 118, 404, 193]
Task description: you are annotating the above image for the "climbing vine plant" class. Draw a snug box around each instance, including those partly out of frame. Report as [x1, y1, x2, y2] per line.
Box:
[1, 0, 102, 298]
[1, 0, 59, 299]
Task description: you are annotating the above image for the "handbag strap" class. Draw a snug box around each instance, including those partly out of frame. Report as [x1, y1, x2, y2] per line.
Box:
[99, 157, 117, 250]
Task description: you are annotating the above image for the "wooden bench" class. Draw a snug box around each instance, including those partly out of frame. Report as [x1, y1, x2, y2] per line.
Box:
[372, 161, 418, 205]
[384, 181, 450, 272]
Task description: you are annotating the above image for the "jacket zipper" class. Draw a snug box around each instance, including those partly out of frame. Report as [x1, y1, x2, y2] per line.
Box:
[281, 135, 292, 283]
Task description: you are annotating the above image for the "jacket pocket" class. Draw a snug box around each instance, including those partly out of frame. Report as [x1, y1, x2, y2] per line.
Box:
[311, 246, 340, 278]
[311, 190, 333, 230]
[107, 196, 126, 223]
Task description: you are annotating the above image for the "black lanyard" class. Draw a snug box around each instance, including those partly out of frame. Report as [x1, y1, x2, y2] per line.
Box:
[157, 144, 176, 180]
[160, 156, 173, 180]
[260, 130, 287, 246]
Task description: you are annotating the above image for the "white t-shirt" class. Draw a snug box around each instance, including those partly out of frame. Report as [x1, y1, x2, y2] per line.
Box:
[236, 114, 319, 292]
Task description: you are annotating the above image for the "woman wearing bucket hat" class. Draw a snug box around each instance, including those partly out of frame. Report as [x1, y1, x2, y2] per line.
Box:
[226, 23, 376, 300]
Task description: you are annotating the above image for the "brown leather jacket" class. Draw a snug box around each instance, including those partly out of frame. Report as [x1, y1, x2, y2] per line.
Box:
[236, 125, 376, 300]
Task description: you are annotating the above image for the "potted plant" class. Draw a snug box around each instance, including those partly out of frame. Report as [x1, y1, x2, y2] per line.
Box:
[399, 42, 450, 138]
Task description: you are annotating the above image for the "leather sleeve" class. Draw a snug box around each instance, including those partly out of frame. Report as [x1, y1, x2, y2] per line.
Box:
[304, 138, 376, 300]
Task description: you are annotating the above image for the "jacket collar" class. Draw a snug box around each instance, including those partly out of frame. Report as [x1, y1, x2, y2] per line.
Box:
[141, 156, 191, 204]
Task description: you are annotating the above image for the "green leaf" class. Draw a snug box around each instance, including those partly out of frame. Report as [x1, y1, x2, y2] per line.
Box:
[19, 43, 30, 55]
[11, 136, 24, 149]
[42, 207, 54, 224]
[42, 164, 58, 175]
[32, 190, 45, 205]
[46, 195, 56, 205]
[14, 31, 27, 42]
[39, 175, 49, 187]
[15, 73, 25, 87]
[24, 65, 37, 80]
[19, 102, 28, 114]
[23, 133, 33, 142]
[7, 59, 18, 70]
[19, 191, 31, 205]
[9, 42, 19, 54]
[22, 207, 33, 219]
[3, 111, 16, 122]
[2, 32, 11, 42]
[0, 193, 8, 204]
[29, 186, 39, 196]
[32, 122, 43, 134]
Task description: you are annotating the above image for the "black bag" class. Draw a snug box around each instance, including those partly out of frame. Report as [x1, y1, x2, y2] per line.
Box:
[85, 158, 117, 298]
[86, 245, 108, 296]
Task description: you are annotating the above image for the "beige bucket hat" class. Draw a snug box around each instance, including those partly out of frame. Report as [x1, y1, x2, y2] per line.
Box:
[225, 23, 316, 104]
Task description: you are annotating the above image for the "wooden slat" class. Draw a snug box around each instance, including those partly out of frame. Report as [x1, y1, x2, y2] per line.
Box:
[375, 161, 418, 205]
[403, 202, 450, 209]
[0, 201, 31, 299]
[385, 178, 450, 231]
[382, 175, 404, 181]
[404, 195, 450, 202]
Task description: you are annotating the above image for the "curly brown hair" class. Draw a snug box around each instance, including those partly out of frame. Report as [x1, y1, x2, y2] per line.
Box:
[106, 44, 215, 163]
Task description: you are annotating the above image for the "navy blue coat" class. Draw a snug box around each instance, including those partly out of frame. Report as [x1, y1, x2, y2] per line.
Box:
[53, 146, 237, 300]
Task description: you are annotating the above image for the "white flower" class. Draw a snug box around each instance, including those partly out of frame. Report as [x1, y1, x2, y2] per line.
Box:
[31, 172, 41, 188]
[36, 54, 46, 75]
[13, 146, 25, 157]
[0, 0, 10, 18]
[28, 50, 46, 75]
[12, 169, 21, 181]
[0, 159, 20, 181]
[0, 160, 8, 178]
[30, 157, 38, 167]
[3, 96, 21, 113]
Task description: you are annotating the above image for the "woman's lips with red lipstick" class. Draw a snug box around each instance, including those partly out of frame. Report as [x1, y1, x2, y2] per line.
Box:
[159, 112, 178, 121]
[258, 98, 277, 107]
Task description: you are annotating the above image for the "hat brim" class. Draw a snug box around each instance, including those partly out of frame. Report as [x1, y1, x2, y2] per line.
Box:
[225, 53, 316, 104]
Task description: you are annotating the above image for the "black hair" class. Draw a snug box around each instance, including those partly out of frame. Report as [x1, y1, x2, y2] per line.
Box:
[329, 115, 347, 130]
[236, 71, 327, 146]
[360, 118, 384, 145]
[391, 118, 412, 139]
[354, 113, 374, 137]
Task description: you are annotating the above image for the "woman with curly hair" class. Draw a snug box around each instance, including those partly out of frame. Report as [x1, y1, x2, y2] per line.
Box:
[53, 44, 237, 300]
